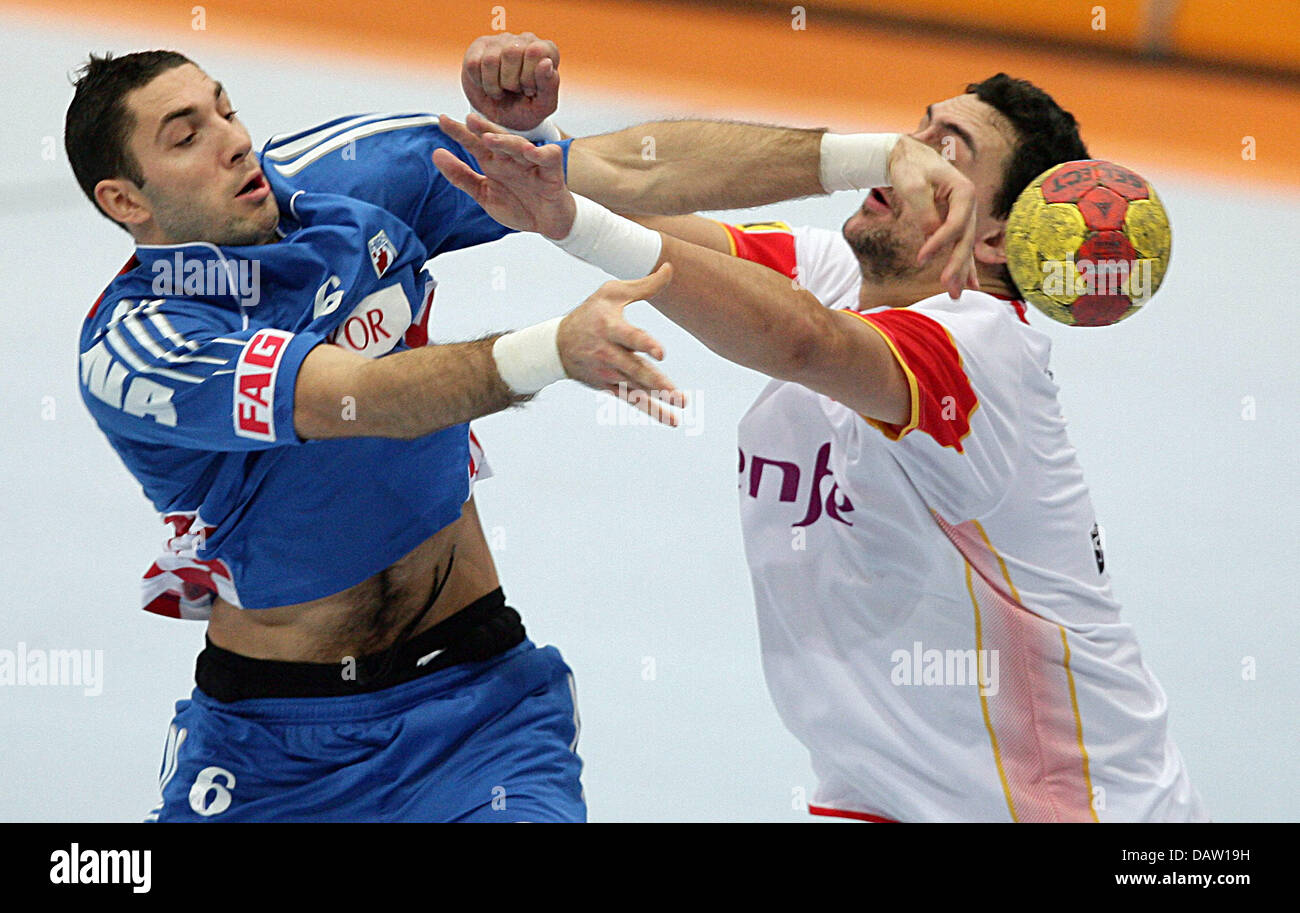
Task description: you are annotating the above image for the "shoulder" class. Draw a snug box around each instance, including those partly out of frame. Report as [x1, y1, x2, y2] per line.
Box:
[718, 221, 860, 303]
[82, 252, 245, 354]
[852, 292, 1036, 435]
[260, 112, 443, 179]
[904, 291, 1036, 356]
[910, 289, 1015, 319]
[84, 254, 143, 325]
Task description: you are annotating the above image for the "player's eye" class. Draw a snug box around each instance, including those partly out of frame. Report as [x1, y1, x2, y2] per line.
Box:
[175, 132, 196, 147]
[224, 109, 238, 121]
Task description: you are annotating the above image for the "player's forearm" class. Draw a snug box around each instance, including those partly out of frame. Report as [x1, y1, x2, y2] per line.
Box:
[648, 235, 831, 381]
[361, 339, 520, 438]
[568, 120, 826, 215]
[298, 339, 520, 440]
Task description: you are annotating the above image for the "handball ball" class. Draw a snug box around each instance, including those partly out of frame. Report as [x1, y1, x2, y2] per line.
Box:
[1005, 160, 1171, 326]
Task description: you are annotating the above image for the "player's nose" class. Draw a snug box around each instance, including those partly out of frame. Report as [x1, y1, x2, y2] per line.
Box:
[909, 124, 938, 148]
[223, 122, 255, 168]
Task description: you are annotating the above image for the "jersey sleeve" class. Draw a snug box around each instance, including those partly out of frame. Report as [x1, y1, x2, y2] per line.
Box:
[717, 221, 858, 307]
[261, 114, 570, 257]
[846, 294, 1028, 520]
[79, 298, 324, 452]
[718, 220, 799, 279]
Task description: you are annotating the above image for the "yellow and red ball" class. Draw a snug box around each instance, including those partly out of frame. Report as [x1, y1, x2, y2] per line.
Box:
[1006, 160, 1171, 326]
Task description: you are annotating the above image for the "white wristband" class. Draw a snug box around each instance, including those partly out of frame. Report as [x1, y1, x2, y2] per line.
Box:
[819, 132, 902, 192]
[517, 117, 563, 143]
[492, 316, 566, 395]
[550, 194, 663, 280]
[469, 108, 563, 144]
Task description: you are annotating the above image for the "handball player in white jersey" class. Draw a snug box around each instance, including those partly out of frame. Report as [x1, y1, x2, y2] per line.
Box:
[438, 33, 1207, 822]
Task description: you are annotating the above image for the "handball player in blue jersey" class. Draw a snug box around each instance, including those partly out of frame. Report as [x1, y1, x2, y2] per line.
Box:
[65, 49, 681, 822]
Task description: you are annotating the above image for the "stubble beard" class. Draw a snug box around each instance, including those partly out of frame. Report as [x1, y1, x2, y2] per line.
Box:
[842, 219, 922, 283]
[154, 194, 280, 247]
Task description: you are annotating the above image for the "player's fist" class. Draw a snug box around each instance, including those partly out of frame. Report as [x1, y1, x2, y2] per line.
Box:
[461, 32, 560, 132]
[557, 265, 685, 427]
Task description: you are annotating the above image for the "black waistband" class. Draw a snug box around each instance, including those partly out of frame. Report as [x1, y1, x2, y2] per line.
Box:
[196, 588, 524, 702]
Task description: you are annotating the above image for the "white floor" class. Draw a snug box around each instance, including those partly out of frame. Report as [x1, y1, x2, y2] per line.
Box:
[1, 12, 1296, 822]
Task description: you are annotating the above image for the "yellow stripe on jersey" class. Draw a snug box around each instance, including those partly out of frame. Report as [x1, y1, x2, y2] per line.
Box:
[732, 220, 794, 233]
[1060, 626, 1101, 821]
[710, 219, 740, 257]
[841, 309, 921, 439]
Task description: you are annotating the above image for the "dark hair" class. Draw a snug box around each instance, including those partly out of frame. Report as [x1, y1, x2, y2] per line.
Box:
[64, 50, 194, 228]
[965, 74, 1089, 295]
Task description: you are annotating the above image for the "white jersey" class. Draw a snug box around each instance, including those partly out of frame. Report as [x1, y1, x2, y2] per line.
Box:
[719, 221, 1206, 822]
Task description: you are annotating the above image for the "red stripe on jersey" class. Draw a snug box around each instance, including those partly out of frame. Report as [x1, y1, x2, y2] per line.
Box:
[87, 255, 140, 320]
[720, 222, 798, 280]
[848, 308, 979, 453]
[808, 804, 898, 823]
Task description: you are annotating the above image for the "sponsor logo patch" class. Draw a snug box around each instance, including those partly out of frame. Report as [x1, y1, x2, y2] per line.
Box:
[326, 283, 411, 358]
[234, 329, 292, 441]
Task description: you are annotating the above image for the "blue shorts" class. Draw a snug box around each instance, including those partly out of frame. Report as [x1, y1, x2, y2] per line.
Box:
[147, 639, 585, 822]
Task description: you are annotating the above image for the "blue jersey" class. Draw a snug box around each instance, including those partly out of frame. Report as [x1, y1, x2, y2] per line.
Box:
[78, 113, 563, 616]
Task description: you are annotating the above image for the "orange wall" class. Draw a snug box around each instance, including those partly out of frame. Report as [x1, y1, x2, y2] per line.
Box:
[9, 0, 1299, 189]
[794, 0, 1145, 47]
[750, 0, 1300, 72]
[1174, 0, 1300, 71]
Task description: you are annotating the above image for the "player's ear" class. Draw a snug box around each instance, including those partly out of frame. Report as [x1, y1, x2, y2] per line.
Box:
[95, 178, 152, 228]
[974, 223, 1007, 265]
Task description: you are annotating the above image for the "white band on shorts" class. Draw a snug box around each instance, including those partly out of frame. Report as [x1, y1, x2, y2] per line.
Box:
[493, 317, 567, 395]
[819, 132, 903, 193]
[550, 194, 663, 280]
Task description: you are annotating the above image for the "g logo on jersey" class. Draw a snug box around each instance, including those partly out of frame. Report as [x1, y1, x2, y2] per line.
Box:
[313, 275, 344, 319]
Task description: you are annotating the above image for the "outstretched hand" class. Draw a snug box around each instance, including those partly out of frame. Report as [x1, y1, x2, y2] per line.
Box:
[887, 135, 981, 299]
[560, 265, 685, 427]
[433, 113, 577, 239]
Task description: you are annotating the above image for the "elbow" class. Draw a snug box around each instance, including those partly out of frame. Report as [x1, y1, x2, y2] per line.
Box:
[774, 301, 831, 383]
[782, 333, 818, 382]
